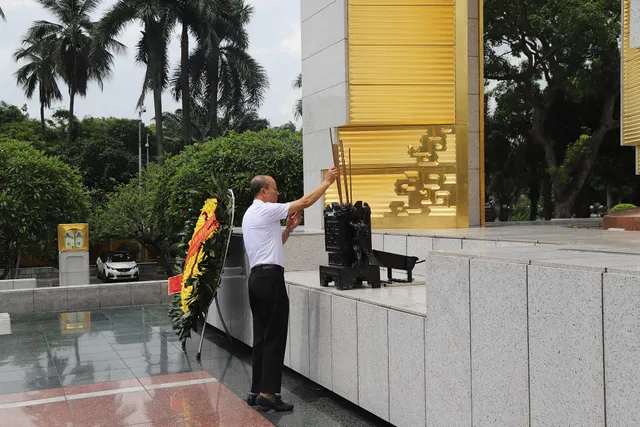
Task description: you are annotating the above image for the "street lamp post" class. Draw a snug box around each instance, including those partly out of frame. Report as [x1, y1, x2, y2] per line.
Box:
[138, 106, 146, 184]
[145, 134, 149, 165]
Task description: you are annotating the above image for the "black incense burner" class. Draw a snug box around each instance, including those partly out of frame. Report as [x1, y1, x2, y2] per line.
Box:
[319, 201, 381, 290]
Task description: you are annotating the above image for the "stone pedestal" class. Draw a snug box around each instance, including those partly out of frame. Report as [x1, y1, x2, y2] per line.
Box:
[603, 208, 640, 231]
[59, 251, 90, 287]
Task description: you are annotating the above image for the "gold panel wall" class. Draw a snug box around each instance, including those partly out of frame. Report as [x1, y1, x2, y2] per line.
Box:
[348, 4, 456, 125]
[323, 0, 469, 228]
[325, 125, 462, 228]
[623, 0, 640, 150]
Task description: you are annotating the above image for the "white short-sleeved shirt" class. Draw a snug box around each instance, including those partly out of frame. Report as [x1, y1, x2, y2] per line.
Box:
[242, 199, 290, 269]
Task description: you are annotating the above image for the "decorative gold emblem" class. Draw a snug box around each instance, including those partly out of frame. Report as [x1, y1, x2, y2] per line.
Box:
[57, 223, 89, 252]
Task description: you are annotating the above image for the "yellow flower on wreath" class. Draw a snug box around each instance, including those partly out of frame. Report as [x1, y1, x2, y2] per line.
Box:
[178, 198, 219, 313]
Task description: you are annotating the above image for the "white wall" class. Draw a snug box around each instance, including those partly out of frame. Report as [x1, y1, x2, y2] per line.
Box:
[301, 0, 349, 230]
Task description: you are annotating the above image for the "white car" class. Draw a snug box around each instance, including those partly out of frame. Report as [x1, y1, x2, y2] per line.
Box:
[96, 251, 139, 282]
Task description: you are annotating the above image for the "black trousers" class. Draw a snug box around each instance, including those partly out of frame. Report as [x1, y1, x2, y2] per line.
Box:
[248, 267, 289, 394]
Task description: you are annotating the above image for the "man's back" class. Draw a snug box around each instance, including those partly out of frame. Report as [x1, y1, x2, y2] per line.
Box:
[242, 199, 290, 268]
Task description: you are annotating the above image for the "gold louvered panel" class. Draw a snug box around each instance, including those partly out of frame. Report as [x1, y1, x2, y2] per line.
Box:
[350, 0, 453, 5]
[622, 0, 640, 147]
[349, 45, 455, 85]
[349, 85, 455, 124]
[325, 125, 460, 228]
[349, 6, 455, 46]
[338, 126, 457, 167]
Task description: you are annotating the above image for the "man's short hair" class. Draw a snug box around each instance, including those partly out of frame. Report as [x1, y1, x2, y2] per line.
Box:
[251, 176, 270, 198]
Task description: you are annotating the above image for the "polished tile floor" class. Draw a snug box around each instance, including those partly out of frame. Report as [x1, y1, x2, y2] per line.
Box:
[0, 307, 390, 426]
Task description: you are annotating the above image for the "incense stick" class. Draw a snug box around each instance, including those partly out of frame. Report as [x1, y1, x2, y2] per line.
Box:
[338, 138, 349, 204]
[329, 129, 343, 205]
[348, 147, 353, 204]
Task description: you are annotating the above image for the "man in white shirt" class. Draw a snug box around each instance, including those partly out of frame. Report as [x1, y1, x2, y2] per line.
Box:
[242, 167, 338, 411]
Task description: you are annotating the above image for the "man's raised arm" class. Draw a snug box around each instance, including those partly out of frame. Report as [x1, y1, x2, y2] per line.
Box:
[288, 167, 338, 214]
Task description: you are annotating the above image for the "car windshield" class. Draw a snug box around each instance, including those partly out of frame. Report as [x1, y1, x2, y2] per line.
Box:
[106, 253, 134, 263]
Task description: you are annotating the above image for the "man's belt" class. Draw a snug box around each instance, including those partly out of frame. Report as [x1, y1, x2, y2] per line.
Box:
[251, 264, 284, 274]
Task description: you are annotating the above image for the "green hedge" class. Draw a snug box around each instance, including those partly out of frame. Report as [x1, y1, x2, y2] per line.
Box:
[163, 129, 303, 227]
[609, 203, 638, 214]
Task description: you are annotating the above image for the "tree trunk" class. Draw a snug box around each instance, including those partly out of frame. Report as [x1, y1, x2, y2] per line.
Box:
[40, 102, 45, 139]
[542, 173, 553, 220]
[147, 39, 165, 165]
[554, 199, 573, 219]
[12, 248, 21, 280]
[67, 86, 76, 144]
[154, 87, 164, 165]
[181, 23, 191, 148]
[207, 44, 220, 139]
[158, 251, 173, 277]
[529, 182, 540, 221]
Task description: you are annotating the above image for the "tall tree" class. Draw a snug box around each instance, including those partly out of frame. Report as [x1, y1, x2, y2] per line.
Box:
[293, 72, 302, 120]
[14, 37, 63, 138]
[172, 0, 268, 140]
[98, 0, 174, 164]
[485, 0, 621, 217]
[26, 0, 125, 144]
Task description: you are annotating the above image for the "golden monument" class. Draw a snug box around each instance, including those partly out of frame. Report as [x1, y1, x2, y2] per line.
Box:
[323, 0, 481, 229]
[622, 0, 640, 173]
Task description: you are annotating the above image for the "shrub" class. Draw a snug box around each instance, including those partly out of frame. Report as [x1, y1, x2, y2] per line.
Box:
[609, 203, 637, 214]
[163, 129, 303, 227]
[0, 138, 90, 275]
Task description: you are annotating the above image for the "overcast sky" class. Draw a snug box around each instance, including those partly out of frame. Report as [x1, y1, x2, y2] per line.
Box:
[0, 0, 301, 127]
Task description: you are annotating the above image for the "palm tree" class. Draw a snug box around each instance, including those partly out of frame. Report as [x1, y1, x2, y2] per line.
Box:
[98, 0, 174, 164]
[171, 0, 243, 146]
[173, 0, 268, 140]
[293, 73, 302, 120]
[14, 37, 63, 138]
[26, 0, 125, 144]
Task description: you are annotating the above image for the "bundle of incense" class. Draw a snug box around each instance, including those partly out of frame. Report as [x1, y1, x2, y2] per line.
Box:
[329, 128, 353, 205]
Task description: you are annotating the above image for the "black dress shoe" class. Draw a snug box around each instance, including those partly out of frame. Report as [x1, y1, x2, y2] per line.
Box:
[256, 394, 294, 411]
[247, 393, 258, 406]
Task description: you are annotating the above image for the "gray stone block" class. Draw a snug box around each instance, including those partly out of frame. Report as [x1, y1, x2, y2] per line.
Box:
[372, 233, 383, 251]
[13, 279, 36, 289]
[332, 295, 358, 404]
[289, 285, 310, 376]
[407, 236, 433, 277]
[0, 290, 34, 315]
[160, 281, 172, 304]
[470, 259, 529, 426]
[433, 237, 462, 251]
[0, 280, 13, 291]
[309, 290, 332, 390]
[528, 265, 604, 426]
[284, 233, 325, 272]
[462, 239, 496, 249]
[131, 281, 162, 306]
[99, 283, 132, 308]
[357, 302, 389, 422]
[603, 273, 640, 426]
[389, 310, 425, 427]
[67, 285, 100, 311]
[425, 254, 471, 427]
[384, 234, 407, 255]
[34, 288, 67, 313]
